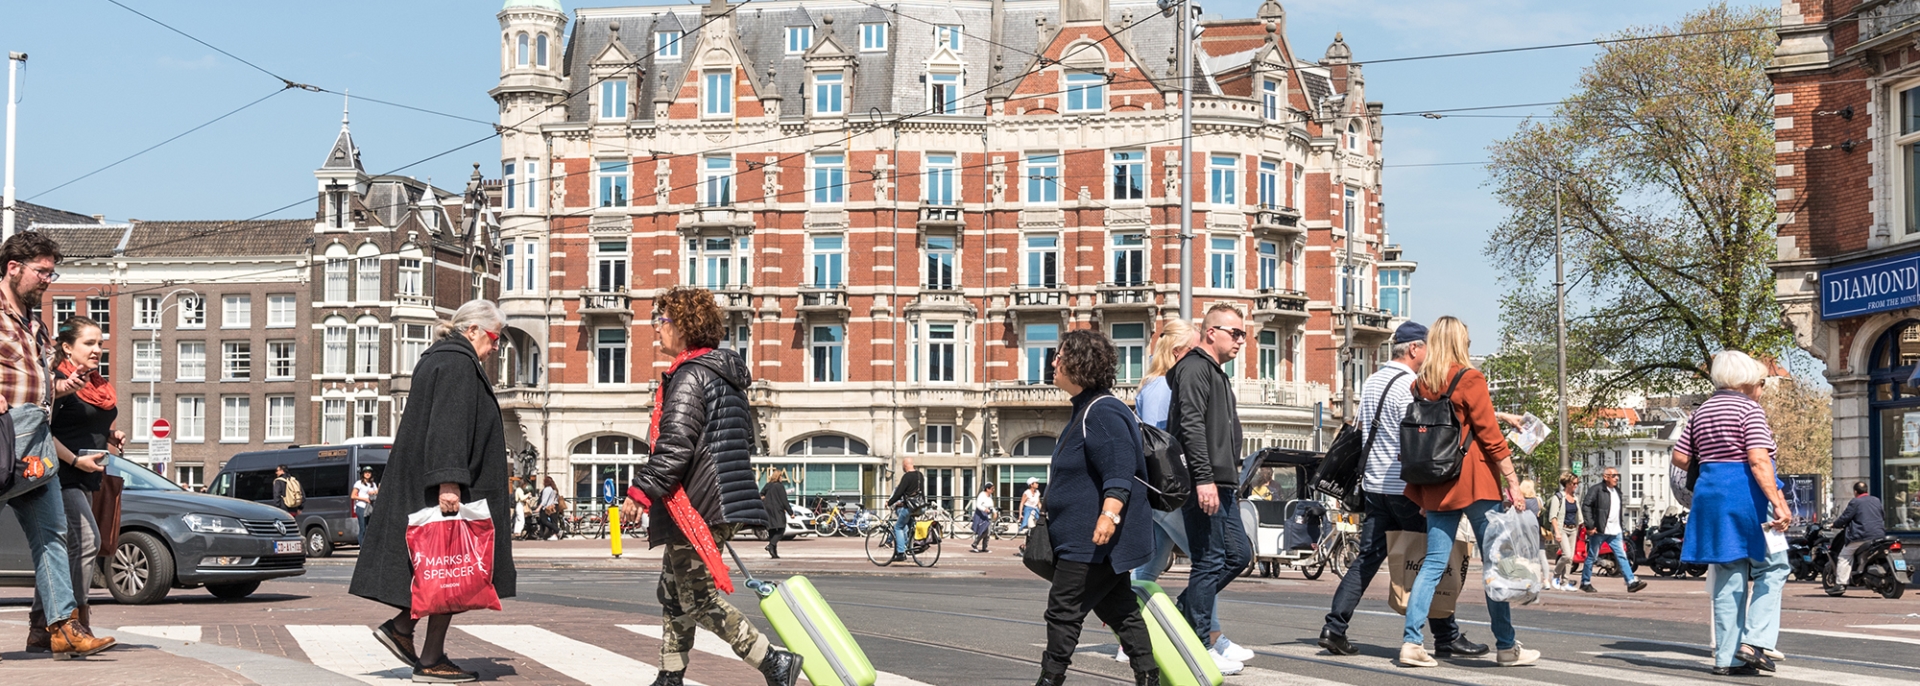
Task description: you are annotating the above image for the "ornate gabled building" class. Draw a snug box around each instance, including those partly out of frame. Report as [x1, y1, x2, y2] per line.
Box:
[491, 0, 1412, 509]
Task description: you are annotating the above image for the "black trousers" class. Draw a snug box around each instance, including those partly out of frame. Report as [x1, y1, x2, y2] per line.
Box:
[1321, 491, 1462, 643]
[1043, 558, 1155, 675]
[766, 527, 784, 555]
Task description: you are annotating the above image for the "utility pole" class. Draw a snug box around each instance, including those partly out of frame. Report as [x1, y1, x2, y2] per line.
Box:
[3, 52, 25, 240]
[1176, 0, 1195, 321]
[1555, 186, 1571, 476]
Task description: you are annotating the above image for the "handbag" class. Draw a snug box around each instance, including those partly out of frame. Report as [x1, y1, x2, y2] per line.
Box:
[0, 409, 56, 505]
[91, 472, 125, 559]
[1086, 395, 1189, 512]
[1021, 513, 1055, 580]
[1398, 370, 1471, 486]
[1316, 371, 1407, 509]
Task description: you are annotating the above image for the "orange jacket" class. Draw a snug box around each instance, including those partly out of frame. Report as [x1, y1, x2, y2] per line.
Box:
[1404, 365, 1513, 513]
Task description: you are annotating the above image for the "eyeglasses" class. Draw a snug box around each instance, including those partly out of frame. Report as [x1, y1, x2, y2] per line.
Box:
[1211, 326, 1247, 341]
[31, 267, 58, 283]
[653, 316, 672, 326]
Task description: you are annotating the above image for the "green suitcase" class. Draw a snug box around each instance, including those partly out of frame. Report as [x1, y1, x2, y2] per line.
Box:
[728, 546, 877, 686]
[1131, 580, 1223, 686]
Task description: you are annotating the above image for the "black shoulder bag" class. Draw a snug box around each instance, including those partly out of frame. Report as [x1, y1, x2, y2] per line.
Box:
[1399, 370, 1471, 486]
[1315, 371, 1407, 510]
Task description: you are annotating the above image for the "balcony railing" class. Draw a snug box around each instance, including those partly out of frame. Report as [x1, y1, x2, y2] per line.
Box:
[987, 383, 1068, 407]
[910, 387, 973, 407]
[1861, 0, 1920, 44]
[918, 206, 964, 227]
[396, 293, 432, 307]
[1096, 283, 1156, 307]
[1010, 287, 1067, 308]
[715, 287, 755, 312]
[495, 387, 543, 410]
[579, 288, 632, 317]
[680, 207, 755, 231]
[798, 286, 851, 316]
[1233, 379, 1332, 408]
[1334, 307, 1393, 333]
[1253, 290, 1309, 317]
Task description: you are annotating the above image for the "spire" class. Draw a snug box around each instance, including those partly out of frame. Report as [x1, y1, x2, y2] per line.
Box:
[1324, 32, 1351, 64]
[322, 89, 363, 172]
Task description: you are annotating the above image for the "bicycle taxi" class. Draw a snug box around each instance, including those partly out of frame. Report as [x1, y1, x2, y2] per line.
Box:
[1239, 447, 1348, 579]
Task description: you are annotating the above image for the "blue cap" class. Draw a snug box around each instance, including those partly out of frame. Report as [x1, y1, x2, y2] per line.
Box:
[1393, 321, 1428, 345]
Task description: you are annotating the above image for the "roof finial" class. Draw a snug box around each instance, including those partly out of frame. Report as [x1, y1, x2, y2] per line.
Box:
[342, 89, 351, 130]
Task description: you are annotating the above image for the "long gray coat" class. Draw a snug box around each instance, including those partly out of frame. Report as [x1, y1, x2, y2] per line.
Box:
[349, 335, 515, 610]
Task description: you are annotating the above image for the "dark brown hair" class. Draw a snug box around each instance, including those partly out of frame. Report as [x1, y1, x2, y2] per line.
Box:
[0, 231, 62, 273]
[653, 285, 724, 350]
[1058, 328, 1118, 394]
[54, 315, 101, 364]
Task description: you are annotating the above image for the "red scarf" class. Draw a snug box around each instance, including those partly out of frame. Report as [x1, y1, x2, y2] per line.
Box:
[644, 347, 733, 594]
[57, 359, 116, 411]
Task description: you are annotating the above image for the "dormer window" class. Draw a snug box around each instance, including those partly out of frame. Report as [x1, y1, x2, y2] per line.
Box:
[656, 31, 683, 60]
[860, 23, 887, 52]
[787, 26, 812, 55]
[704, 71, 733, 117]
[936, 25, 962, 52]
[1347, 121, 1362, 151]
[1262, 79, 1281, 121]
[814, 72, 844, 116]
[1064, 72, 1105, 113]
[599, 80, 628, 121]
[929, 73, 960, 114]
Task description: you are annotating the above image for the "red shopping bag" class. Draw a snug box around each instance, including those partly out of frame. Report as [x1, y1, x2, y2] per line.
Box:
[406, 500, 502, 618]
[1572, 526, 1589, 563]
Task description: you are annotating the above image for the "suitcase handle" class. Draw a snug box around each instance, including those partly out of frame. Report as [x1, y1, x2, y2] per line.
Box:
[723, 543, 775, 598]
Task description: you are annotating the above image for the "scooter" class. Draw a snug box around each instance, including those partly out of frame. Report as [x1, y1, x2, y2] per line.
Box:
[1824, 534, 1912, 599]
[1647, 514, 1688, 577]
[1788, 522, 1830, 581]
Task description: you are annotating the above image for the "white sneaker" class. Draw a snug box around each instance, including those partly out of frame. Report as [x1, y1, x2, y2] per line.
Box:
[1208, 647, 1244, 675]
[1497, 643, 1540, 667]
[1398, 642, 1438, 668]
[1115, 646, 1129, 663]
[1214, 636, 1255, 662]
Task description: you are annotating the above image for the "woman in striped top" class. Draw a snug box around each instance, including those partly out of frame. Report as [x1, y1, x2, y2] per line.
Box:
[1672, 351, 1792, 676]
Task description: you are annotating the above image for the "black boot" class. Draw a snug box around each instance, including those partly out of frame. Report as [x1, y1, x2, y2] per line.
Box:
[1035, 670, 1067, 686]
[648, 669, 686, 686]
[1134, 669, 1161, 686]
[759, 648, 803, 686]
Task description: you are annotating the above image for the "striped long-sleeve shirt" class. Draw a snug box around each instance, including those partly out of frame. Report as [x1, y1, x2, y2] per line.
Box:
[1359, 361, 1418, 496]
[1675, 389, 1775, 464]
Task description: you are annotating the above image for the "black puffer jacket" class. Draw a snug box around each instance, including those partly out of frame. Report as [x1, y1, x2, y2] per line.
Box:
[632, 348, 767, 545]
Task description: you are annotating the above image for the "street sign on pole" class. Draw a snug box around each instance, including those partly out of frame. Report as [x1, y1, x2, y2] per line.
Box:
[149, 419, 172, 474]
[151, 418, 171, 439]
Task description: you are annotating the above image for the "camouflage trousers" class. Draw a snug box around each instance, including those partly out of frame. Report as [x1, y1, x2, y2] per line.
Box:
[657, 523, 769, 672]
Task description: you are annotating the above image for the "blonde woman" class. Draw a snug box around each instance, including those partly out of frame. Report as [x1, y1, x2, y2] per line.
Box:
[1117, 320, 1204, 663]
[1398, 317, 1537, 668]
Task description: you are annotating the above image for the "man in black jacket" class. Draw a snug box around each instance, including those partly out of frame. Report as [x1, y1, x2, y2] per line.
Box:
[1579, 468, 1647, 593]
[1832, 481, 1886, 583]
[887, 458, 925, 562]
[1168, 303, 1252, 673]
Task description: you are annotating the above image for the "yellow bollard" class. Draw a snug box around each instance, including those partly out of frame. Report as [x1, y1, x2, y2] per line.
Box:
[609, 504, 623, 558]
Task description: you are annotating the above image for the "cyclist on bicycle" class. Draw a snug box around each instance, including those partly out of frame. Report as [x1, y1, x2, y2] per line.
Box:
[886, 458, 927, 563]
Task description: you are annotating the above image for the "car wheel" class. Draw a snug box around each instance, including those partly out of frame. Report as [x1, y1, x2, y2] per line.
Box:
[106, 531, 174, 605]
[306, 527, 334, 558]
[207, 580, 262, 599]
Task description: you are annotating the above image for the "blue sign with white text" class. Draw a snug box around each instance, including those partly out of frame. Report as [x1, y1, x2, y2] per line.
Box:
[1821, 252, 1920, 320]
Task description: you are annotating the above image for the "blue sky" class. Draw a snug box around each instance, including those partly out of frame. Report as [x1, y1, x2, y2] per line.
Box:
[0, 0, 1746, 353]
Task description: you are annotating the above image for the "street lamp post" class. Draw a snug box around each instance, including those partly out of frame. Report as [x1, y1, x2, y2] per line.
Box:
[3, 52, 27, 240]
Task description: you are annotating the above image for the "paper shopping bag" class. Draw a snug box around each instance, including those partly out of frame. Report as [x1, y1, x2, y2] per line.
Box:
[1388, 530, 1469, 618]
[407, 500, 502, 618]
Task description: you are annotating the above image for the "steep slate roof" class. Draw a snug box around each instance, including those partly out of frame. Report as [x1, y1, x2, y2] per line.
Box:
[122, 220, 313, 258]
[34, 225, 131, 260]
[321, 124, 362, 171]
[16, 201, 98, 227]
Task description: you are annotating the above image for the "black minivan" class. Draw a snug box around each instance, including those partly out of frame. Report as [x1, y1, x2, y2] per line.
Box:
[209, 441, 388, 557]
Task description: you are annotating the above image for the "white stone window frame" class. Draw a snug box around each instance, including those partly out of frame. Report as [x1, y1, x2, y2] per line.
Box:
[655, 31, 683, 61]
[1891, 77, 1920, 243]
[786, 26, 813, 55]
[860, 22, 888, 52]
[910, 318, 966, 384]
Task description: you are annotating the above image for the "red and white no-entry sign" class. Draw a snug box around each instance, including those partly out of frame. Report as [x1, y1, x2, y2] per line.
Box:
[151, 418, 171, 439]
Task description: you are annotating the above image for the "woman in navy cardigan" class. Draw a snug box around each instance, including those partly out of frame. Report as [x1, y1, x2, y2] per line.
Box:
[1036, 329, 1158, 686]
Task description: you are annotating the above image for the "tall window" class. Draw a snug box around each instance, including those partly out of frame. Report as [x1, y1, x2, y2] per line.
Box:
[919, 322, 956, 382]
[655, 31, 682, 59]
[222, 396, 250, 442]
[134, 341, 161, 381]
[1111, 151, 1144, 201]
[925, 154, 956, 205]
[1258, 330, 1280, 380]
[1344, 187, 1358, 233]
[810, 235, 845, 288]
[536, 34, 548, 68]
[1903, 85, 1920, 237]
[179, 296, 205, 328]
[921, 425, 956, 454]
[1112, 323, 1145, 383]
[1209, 236, 1238, 289]
[1026, 153, 1059, 204]
[176, 341, 204, 381]
[1347, 120, 1362, 151]
[813, 72, 844, 116]
[860, 23, 887, 51]
[1258, 160, 1280, 209]
[357, 255, 381, 302]
[596, 328, 627, 384]
[1292, 165, 1304, 210]
[267, 395, 296, 442]
[595, 241, 628, 291]
[929, 74, 960, 114]
[516, 33, 530, 67]
[503, 161, 517, 210]
[722, 323, 751, 366]
[936, 25, 963, 51]
[178, 396, 206, 442]
[598, 79, 627, 121]
[1630, 474, 1646, 500]
[811, 325, 845, 382]
[133, 395, 158, 442]
[222, 341, 251, 381]
[267, 294, 296, 327]
[688, 236, 747, 289]
[324, 319, 349, 375]
[52, 298, 74, 326]
[356, 398, 378, 437]
[1209, 155, 1238, 205]
[924, 236, 955, 290]
[1258, 241, 1281, 290]
[597, 161, 628, 208]
[222, 294, 250, 328]
[400, 324, 430, 374]
[1380, 269, 1408, 318]
[323, 398, 347, 444]
[504, 243, 516, 292]
[786, 26, 813, 54]
[1064, 72, 1104, 113]
[812, 154, 844, 203]
[521, 241, 536, 291]
[135, 296, 160, 329]
[704, 71, 733, 117]
[1262, 79, 1281, 121]
[355, 320, 379, 375]
[398, 258, 423, 299]
[1024, 324, 1058, 384]
[268, 340, 295, 380]
[1025, 235, 1059, 288]
[87, 297, 110, 333]
[1111, 232, 1145, 286]
[702, 155, 733, 207]
[520, 160, 537, 210]
[325, 257, 349, 302]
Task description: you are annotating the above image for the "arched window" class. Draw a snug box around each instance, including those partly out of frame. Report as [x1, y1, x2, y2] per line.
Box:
[536, 34, 550, 68]
[903, 428, 974, 454]
[472, 258, 487, 299]
[785, 434, 870, 456]
[355, 242, 381, 303]
[354, 315, 380, 376]
[570, 434, 649, 501]
[323, 315, 350, 375]
[324, 243, 351, 303]
[1347, 121, 1362, 151]
[1010, 435, 1057, 457]
[516, 33, 530, 67]
[1869, 320, 1920, 400]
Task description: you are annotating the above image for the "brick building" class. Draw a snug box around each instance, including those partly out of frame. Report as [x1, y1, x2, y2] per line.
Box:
[492, 0, 1412, 507]
[1770, 0, 1920, 536]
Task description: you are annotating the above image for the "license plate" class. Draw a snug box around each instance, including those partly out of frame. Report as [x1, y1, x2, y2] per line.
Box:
[1896, 559, 1909, 572]
[274, 540, 303, 555]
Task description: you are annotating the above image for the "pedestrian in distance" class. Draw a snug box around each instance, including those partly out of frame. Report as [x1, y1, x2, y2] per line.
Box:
[1541, 472, 1584, 591]
[1318, 321, 1488, 660]
[887, 457, 926, 562]
[1580, 467, 1648, 593]
[32, 315, 125, 654]
[272, 464, 303, 515]
[761, 467, 789, 559]
[1168, 303, 1254, 674]
[352, 466, 379, 545]
[617, 286, 803, 686]
[1519, 479, 1540, 515]
[537, 475, 562, 540]
[0, 231, 115, 658]
[349, 299, 518, 683]
[1397, 316, 1538, 668]
[1830, 481, 1884, 587]
[1672, 350, 1792, 676]
[1118, 319, 1198, 665]
[1034, 328, 1159, 686]
[1020, 477, 1042, 533]
[970, 481, 996, 553]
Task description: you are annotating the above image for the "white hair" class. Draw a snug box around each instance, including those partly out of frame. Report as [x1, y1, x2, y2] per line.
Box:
[437, 299, 506, 339]
[1708, 350, 1769, 390]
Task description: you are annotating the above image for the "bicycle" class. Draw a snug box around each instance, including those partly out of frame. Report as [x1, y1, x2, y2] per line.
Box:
[866, 510, 943, 567]
[1321, 510, 1363, 578]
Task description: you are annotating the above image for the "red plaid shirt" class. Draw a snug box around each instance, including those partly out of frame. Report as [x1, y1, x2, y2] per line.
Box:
[0, 297, 52, 410]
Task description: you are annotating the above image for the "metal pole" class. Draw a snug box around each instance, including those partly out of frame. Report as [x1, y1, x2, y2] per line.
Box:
[1555, 186, 1570, 476]
[1340, 154, 1353, 419]
[1176, 0, 1194, 321]
[3, 52, 25, 240]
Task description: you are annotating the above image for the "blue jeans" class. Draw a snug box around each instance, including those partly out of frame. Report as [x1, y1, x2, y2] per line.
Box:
[1021, 505, 1039, 531]
[1323, 492, 1462, 643]
[1707, 551, 1788, 667]
[1131, 510, 1186, 582]
[894, 507, 913, 553]
[1581, 531, 1639, 586]
[1404, 500, 1515, 650]
[1177, 488, 1251, 639]
[9, 406, 77, 622]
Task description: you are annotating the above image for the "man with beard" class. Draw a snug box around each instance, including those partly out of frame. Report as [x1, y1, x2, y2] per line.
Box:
[0, 231, 115, 657]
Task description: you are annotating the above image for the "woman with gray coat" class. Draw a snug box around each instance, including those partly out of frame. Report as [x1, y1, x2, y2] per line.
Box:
[349, 300, 515, 684]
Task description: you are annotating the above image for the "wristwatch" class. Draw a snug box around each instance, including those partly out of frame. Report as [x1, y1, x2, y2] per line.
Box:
[1101, 511, 1122, 525]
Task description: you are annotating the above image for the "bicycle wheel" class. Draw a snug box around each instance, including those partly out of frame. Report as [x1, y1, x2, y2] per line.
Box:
[993, 516, 1018, 541]
[815, 516, 837, 537]
[866, 528, 896, 566]
[913, 527, 943, 567]
[1301, 559, 1326, 580]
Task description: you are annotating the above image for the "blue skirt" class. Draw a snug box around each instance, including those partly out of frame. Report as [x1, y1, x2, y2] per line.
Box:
[1681, 461, 1770, 565]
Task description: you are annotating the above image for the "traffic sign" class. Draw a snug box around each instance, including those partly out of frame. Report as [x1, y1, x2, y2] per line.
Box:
[151, 418, 171, 439]
[149, 437, 172, 468]
[601, 478, 617, 505]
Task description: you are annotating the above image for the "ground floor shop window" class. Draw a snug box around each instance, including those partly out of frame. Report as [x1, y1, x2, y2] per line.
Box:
[1868, 319, 1920, 531]
[570, 434, 647, 501]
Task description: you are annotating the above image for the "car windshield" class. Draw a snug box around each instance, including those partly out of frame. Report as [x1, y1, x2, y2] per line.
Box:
[106, 458, 184, 492]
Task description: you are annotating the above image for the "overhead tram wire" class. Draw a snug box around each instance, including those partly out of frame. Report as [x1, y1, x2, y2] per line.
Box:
[26, 88, 288, 201]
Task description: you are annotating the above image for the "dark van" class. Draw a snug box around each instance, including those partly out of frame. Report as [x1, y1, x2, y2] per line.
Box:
[210, 441, 389, 557]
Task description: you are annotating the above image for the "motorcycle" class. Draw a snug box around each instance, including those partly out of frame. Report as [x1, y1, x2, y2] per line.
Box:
[1824, 534, 1912, 599]
[1647, 514, 1689, 577]
[1788, 522, 1831, 582]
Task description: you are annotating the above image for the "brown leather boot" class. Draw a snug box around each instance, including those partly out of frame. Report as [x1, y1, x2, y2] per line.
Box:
[26, 607, 51, 653]
[77, 605, 91, 635]
[48, 612, 116, 658]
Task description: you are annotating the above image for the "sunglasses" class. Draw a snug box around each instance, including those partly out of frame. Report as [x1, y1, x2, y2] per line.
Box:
[483, 328, 501, 343]
[1211, 326, 1247, 341]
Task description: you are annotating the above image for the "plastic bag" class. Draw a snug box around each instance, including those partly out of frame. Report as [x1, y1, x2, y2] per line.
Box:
[407, 500, 502, 618]
[1481, 506, 1547, 605]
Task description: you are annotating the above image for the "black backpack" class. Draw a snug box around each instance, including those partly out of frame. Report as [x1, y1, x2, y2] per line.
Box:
[1085, 396, 1189, 512]
[1399, 369, 1471, 486]
[1314, 371, 1407, 510]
